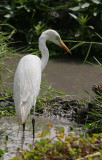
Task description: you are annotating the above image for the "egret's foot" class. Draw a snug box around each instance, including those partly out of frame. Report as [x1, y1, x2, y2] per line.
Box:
[32, 118, 35, 139]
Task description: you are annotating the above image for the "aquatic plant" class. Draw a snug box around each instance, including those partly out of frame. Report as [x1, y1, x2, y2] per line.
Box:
[0, 31, 15, 92]
[0, 149, 4, 158]
[10, 127, 102, 160]
[83, 57, 102, 133]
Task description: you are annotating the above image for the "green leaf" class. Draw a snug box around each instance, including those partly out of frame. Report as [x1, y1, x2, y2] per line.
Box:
[69, 13, 78, 19]
[4, 14, 11, 18]
[55, 5, 68, 9]
[91, 0, 101, 4]
[93, 56, 101, 65]
[0, 149, 4, 158]
[84, 43, 92, 63]
[14, 0, 25, 5]
[70, 41, 85, 51]
[81, 3, 90, 9]
[83, 89, 92, 96]
[70, 6, 81, 11]
[95, 32, 102, 39]
[8, 30, 16, 39]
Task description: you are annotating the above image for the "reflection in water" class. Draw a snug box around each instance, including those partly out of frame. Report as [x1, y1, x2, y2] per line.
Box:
[21, 130, 25, 151]
[0, 116, 82, 160]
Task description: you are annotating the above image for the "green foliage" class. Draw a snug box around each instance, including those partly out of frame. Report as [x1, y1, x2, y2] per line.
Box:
[41, 81, 68, 97]
[69, 0, 102, 39]
[0, 0, 50, 44]
[10, 130, 102, 160]
[31, 81, 68, 114]
[83, 58, 102, 133]
[0, 149, 4, 158]
[0, 0, 102, 56]
[0, 92, 15, 118]
[0, 31, 15, 92]
[85, 96, 102, 133]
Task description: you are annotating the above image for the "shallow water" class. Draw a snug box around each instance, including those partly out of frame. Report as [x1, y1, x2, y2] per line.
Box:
[3, 56, 102, 98]
[42, 58, 102, 98]
[0, 116, 83, 160]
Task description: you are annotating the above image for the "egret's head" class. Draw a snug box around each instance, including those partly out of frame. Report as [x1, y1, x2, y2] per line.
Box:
[43, 29, 71, 54]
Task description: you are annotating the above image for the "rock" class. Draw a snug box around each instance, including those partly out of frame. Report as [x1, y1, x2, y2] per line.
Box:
[92, 84, 102, 95]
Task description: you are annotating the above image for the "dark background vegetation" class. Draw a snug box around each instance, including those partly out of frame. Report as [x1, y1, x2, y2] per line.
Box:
[0, 0, 102, 58]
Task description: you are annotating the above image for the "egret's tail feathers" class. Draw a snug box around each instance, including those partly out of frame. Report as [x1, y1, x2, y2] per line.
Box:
[20, 106, 26, 124]
[17, 105, 29, 124]
[15, 98, 33, 124]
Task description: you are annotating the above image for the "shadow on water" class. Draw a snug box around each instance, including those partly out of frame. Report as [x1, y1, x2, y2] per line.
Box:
[0, 116, 83, 160]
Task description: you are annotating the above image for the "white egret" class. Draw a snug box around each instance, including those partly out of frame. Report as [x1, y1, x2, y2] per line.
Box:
[13, 29, 71, 136]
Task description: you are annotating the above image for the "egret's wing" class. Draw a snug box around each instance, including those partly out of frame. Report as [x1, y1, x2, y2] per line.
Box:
[13, 55, 41, 124]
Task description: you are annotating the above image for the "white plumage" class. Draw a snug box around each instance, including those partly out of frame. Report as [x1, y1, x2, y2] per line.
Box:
[14, 55, 41, 124]
[13, 29, 71, 126]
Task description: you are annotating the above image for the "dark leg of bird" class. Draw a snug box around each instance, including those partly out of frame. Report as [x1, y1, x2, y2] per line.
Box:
[21, 124, 25, 150]
[32, 118, 35, 139]
[23, 123, 25, 132]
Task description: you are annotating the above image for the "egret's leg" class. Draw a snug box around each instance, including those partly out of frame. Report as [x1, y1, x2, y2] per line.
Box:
[32, 118, 35, 139]
[23, 123, 25, 132]
[32, 102, 36, 139]
[21, 128, 25, 150]
[21, 123, 25, 150]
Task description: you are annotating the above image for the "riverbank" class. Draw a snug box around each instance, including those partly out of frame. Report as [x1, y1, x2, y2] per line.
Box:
[0, 84, 102, 159]
[0, 83, 102, 131]
[0, 92, 89, 124]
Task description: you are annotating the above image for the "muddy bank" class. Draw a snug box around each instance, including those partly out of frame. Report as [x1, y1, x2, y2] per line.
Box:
[42, 97, 89, 124]
[0, 93, 90, 124]
[0, 85, 102, 159]
[0, 83, 102, 124]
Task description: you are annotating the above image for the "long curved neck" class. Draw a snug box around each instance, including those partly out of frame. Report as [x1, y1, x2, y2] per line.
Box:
[39, 35, 49, 72]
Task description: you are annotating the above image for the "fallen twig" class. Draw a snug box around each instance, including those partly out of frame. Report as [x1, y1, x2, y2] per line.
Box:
[77, 152, 102, 160]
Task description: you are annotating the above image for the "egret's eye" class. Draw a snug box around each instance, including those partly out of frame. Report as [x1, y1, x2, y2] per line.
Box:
[56, 36, 60, 41]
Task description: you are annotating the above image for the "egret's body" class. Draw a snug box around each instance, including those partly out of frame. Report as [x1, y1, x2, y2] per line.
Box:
[14, 55, 41, 124]
[13, 29, 71, 130]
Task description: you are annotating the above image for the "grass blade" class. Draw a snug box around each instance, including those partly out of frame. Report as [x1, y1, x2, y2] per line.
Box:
[95, 32, 102, 39]
[70, 41, 85, 51]
[84, 43, 92, 63]
[93, 56, 101, 65]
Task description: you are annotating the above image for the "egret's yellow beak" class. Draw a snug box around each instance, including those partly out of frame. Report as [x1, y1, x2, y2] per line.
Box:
[60, 39, 72, 55]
